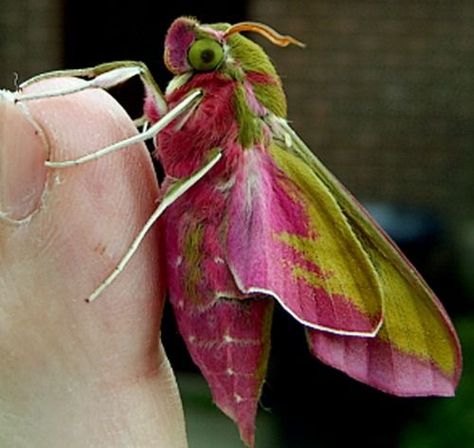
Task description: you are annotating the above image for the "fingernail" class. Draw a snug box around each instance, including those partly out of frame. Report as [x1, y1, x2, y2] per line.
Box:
[0, 90, 48, 222]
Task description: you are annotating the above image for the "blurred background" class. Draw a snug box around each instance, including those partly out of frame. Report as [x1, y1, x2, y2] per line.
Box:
[1, 0, 473, 446]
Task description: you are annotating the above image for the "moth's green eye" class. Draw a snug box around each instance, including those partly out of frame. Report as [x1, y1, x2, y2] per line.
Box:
[188, 39, 224, 71]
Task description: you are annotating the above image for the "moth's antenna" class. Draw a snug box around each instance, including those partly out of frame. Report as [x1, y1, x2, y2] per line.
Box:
[224, 22, 306, 48]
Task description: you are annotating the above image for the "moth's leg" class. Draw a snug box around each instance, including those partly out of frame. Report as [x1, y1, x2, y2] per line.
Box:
[87, 149, 223, 303]
[17, 61, 167, 116]
[45, 89, 202, 168]
[14, 60, 202, 167]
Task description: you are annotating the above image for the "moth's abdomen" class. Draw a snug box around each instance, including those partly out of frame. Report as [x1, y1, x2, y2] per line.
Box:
[164, 167, 272, 446]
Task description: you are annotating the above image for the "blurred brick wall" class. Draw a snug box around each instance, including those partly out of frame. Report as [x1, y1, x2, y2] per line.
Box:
[251, 0, 473, 225]
[0, 0, 62, 89]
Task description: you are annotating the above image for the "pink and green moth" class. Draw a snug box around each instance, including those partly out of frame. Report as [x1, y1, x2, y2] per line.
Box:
[18, 16, 462, 448]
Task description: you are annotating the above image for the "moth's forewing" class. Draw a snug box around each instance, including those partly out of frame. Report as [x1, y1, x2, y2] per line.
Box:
[272, 121, 461, 395]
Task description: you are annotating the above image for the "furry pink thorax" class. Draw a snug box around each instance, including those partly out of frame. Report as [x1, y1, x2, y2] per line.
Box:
[146, 72, 242, 179]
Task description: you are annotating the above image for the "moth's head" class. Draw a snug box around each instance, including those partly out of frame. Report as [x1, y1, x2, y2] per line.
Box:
[164, 17, 304, 76]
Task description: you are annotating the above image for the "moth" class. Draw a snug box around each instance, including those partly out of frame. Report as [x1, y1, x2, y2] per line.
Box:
[17, 17, 462, 447]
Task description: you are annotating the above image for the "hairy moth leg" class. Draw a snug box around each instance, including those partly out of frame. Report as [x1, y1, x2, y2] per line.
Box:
[87, 149, 223, 302]
[14, 61, 175, 166]
[17, 60, 166, 114]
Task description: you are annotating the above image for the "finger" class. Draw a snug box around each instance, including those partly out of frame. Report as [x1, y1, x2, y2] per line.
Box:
[0, 78, 188, 446]
[16, 77, 165, 365]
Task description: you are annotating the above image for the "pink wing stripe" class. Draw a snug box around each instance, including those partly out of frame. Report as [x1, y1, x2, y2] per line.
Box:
[308, 330, 456, 396]
[227, 149, 379, 335]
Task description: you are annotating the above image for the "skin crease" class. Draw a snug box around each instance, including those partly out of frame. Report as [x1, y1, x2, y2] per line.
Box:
[0, 78, 187, 447]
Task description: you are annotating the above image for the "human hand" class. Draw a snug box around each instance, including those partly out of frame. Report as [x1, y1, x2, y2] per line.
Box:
[0, 78, 187, 447]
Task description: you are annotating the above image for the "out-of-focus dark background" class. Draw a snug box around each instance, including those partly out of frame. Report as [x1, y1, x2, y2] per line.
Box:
[2, 1, 473, 446]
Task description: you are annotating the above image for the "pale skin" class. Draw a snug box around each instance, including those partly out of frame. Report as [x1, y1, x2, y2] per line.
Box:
[0, 78, 188, 447]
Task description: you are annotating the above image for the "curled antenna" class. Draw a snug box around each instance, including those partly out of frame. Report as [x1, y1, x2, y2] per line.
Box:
[224, 22, 306, 48]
